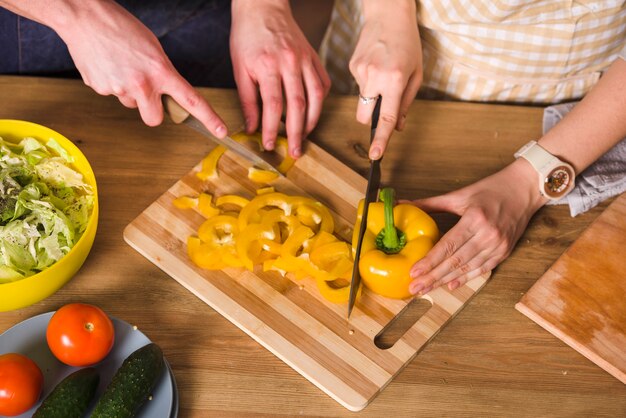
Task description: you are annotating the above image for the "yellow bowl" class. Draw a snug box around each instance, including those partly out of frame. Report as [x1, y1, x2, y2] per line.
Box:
[0, 120, 98, 311]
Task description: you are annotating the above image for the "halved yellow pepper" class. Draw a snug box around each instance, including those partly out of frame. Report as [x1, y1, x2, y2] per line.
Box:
[353, 187, 439, 299]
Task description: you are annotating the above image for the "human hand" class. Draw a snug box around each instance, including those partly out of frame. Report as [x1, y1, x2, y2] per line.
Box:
[349, 0, 421, 160]
[56, 1, 226, 137]
[230, 0, 331, 158]
[404, 160, 548, 295]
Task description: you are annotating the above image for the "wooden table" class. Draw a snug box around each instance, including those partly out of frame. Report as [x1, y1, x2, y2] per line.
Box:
[1, 76, 624, 417]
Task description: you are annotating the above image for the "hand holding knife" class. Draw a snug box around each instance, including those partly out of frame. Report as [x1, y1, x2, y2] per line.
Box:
[162, 95, 283, 176]
[348, 97, 382, 318]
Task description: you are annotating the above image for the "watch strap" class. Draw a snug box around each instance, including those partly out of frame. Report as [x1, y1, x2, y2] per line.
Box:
[514, 140, 558, 173]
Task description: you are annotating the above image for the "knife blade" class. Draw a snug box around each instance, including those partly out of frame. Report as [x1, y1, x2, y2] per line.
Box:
[348, 97, 382, 319]
[162, 95, 283, 176]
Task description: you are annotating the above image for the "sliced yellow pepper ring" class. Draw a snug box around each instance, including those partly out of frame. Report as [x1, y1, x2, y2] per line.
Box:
[197, 132, 294, 180]
[309, 230, 339, 251]
[260, 209, 301, 241]
[198, 145, 226, 180]
[194, 216, 243, 269]
[215, 195, 250, 210]
[188, 237, 227, 270]
[310, 241, 351, 271]
[257, 186, 275, 195]
[173, 196, 198, 209]
[236, 223, 276, 270]
[315, 276, 352, 304]
[198, 215, 238, 244]
[198, 192, 220, 218]
[259, 238, 282, 255]
[248, 167, 279, 184]
[290, 197, 335, 235]
[238, 192, 292, 231]
[281, 225, 314, 258]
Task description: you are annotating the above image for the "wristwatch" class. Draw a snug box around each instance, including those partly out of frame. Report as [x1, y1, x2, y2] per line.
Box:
[514, 140, 576, 200]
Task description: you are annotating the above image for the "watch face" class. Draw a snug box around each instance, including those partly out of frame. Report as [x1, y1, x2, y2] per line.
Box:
[544, 165, 574, 198]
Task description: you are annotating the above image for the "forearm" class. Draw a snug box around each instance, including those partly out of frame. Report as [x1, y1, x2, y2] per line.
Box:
[232, 0, 290, 16]
[0, 0, 123, 40]
[362, 0, 416, 23]
[539, 58, 626, 174]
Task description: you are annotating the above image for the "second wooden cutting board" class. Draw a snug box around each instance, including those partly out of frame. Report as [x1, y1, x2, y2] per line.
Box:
[516, 193, 626, 384]
[124, 139, 490, 411]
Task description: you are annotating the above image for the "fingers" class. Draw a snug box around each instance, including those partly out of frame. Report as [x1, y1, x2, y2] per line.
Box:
[302, 59, 328, 138]
[354, 71, 414, 160]
[282, 67, 306, 158]
[409, 244, 494, 295]
[135, 92, 164, 127]
[397, 72, 422, 131]
[369, 83, 406, 159]
[258, 72, 283, 151]
[117, 95, 137, 109]
[234, 69, 261, 134]
[409, 219, 474, 285]
[167, 78, 227, 138]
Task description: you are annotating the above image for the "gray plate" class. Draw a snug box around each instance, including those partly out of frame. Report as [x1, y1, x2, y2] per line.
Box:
[0, 312, 178, 417]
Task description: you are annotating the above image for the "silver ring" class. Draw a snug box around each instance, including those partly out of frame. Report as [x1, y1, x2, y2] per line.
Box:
[359, 94, 378, 105]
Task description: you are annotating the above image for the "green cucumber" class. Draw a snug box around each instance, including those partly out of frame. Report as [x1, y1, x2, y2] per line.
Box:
[33, 367, 99, 418]
[91, 343, 164, 418]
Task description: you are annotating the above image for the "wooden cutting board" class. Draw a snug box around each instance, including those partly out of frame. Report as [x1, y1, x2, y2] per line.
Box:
[516, 193, 626, 384]
[124, 140, 490, 411]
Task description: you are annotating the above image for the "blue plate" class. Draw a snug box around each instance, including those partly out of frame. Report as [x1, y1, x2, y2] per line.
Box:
[0, 312, 178, 417]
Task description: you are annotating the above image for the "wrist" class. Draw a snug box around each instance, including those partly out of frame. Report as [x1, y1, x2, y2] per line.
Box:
[507, 158, 550, 211]
[51, 0, 119, 40]
[362, 0, 416, 23]
[232, 0, 291, 15]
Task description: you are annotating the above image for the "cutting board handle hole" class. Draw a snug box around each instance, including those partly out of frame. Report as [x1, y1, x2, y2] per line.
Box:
[374, 298, 433, 350]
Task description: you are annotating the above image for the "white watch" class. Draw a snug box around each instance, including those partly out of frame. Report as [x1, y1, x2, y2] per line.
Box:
[514, 140, 576, 200]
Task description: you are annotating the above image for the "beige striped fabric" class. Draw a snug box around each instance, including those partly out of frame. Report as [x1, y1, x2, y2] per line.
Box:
[319, 0, 626, 104]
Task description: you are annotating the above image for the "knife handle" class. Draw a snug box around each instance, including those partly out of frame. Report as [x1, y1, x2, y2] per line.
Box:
[162, 95, 190, 124]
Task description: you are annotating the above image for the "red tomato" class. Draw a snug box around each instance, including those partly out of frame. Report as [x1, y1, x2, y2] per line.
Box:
[0, 353, 43, 416]
[46, 303, 115, 366]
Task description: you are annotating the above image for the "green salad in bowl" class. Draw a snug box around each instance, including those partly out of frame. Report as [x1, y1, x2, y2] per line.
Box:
[0, 135, 95, 283]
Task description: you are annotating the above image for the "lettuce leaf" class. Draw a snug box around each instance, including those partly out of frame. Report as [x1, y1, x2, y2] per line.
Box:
[0, 136, 94, 283]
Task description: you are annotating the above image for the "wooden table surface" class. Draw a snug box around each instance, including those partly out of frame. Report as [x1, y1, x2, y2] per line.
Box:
[1, 76, 624, 417]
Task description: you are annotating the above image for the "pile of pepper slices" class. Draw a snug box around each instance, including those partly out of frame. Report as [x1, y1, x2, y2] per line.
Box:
[174, 133, 354, 303]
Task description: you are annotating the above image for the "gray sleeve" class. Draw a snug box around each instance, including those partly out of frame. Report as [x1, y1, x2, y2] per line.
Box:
[621, 43, 626, 60]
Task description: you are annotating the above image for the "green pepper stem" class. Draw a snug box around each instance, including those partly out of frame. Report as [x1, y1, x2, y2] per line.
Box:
[375, 188, 406, 254]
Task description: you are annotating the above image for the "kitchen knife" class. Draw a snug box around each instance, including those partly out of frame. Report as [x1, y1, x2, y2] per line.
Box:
[348, 97, 382, 319]
[162, 95, 283, 176]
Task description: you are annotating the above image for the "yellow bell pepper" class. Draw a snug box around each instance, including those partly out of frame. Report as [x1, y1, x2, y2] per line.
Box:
[353, 187, 439, 299]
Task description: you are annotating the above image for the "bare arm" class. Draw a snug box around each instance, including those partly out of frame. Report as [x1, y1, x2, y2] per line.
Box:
[407, 57, 626, 295]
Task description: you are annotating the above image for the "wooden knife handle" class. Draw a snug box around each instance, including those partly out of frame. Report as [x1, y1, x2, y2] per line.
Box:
[162, 95, 190, 124]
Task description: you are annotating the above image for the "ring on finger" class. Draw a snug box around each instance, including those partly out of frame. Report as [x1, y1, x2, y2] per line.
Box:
[358, 94, 379, 105]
